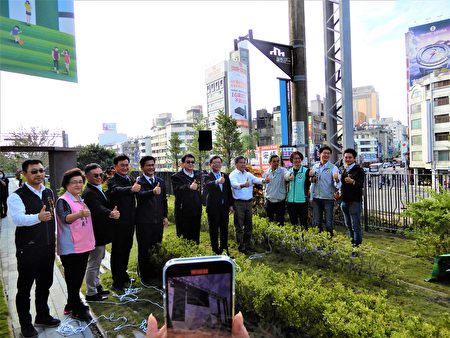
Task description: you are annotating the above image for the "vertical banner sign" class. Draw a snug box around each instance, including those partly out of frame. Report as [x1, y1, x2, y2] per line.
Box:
[250, 38, 293, 79]
[0, 0, 78, 82]
[279, 79, 289, 146]
[228, 60, 249, 129]
[292, 121, 305, 155]
[308, 115, 314, 160]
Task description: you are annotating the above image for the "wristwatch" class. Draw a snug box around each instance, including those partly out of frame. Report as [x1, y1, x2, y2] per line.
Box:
[416, 43, 450, 74]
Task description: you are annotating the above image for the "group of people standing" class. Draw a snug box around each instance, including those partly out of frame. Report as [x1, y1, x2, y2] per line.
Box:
[5, 147, 364, 338]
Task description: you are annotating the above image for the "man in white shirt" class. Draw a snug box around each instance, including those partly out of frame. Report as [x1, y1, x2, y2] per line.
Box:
[229, 156, 269, 254]
[7, 159, 60, 338]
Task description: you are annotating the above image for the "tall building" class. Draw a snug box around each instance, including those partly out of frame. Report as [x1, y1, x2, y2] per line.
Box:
[406, 19, 450, 174]
[255, 108, 274, 146]
[205, 47, 251, 140]
[408, 72, 450, 173]
[352, 86, 380, 125]
[186, 105, 203, 123]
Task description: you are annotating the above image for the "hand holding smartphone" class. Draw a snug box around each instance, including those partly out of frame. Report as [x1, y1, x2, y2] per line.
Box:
[163, 256, 235, 337]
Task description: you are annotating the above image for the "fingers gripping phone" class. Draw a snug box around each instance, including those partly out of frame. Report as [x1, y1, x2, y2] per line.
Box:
[163, 256, 235, 337]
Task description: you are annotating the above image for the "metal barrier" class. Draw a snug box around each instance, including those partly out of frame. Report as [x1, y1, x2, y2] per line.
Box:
[363, 172, 450, 232]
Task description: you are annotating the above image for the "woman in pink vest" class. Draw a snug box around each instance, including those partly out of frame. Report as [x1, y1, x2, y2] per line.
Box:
[56, 168, 95, 322]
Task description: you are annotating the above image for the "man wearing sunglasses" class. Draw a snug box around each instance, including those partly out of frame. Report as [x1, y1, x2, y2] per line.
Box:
[171, 154, 202, 244]
[82, 163, 120, 302]
[7, 160, 60, 338]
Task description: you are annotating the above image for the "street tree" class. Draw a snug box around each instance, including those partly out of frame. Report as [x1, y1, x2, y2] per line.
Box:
[168, 132, 182, 171]
[213, 111, 243, 172]
[76, 144, 116, 170]
[241, 130, 259, 160]
[187, 115, 210, 170]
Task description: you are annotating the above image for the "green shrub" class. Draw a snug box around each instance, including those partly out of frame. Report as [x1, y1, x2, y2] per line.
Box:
[403, 188, 450, 257]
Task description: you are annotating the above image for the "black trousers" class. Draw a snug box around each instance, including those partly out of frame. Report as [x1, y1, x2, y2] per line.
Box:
[136, 221, 163, 281]
[111, 223, 135, 286]
[16, 244, 54, 326]
[207, 210, 229, 253]
[0, 196, 7, 217]
[287, 202, 309, 229]
[266, 200, 286, 226]
[177, 214, 201, 244]
[60, 252, 90, 310]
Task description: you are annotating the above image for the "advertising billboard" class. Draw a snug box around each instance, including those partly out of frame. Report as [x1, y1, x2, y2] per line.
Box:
[406, 19, 450, 87]
[251, 145, 279, 171]
[0, 0, 77, 82]
[227, 60, 249, 129]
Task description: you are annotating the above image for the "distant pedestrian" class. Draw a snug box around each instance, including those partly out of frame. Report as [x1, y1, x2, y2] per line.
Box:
[340, 148, 365, 247]
[0, 170, 9, 218]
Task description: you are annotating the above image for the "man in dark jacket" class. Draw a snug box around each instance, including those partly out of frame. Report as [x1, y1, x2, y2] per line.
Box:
[340, 148, 366, 247]
[203, 156, 233, 255]
[135, 156, 168, 283]
[107, 154, 141, 291]
[82, 163, 120, 301]
[7, 159, 60, 338]
[171, 154, 202, 244]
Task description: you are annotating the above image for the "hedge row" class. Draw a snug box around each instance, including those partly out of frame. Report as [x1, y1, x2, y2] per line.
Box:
[153, 233, 449, 337]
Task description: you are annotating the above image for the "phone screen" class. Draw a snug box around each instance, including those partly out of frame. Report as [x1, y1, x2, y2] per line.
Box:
[163, 256, 234, 337]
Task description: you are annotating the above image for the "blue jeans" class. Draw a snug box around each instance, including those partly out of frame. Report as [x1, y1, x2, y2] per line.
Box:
[341, 201, 362, 246]
[312, 198, 334, 236]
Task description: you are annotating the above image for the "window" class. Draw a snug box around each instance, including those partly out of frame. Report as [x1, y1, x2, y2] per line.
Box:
[411, 119, 421, 130]
[410, 103, 421, 114]
[411, 89, 422, 99]
[435, 132, 449, 141]
[435, 114, 450, 123]
[411, 135, 422, 145]
[412, 151, 422, 161]
[432, 79, 450, 89]
[434, 96, 449, 106]
[437, 150, 449, 161]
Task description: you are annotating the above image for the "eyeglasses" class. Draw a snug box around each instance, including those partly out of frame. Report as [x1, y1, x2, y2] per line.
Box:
[92, 173, 103, 178]
[185, 161, 195, 164]
[29, 169, 45, 174]
[69, 180, 84, 185]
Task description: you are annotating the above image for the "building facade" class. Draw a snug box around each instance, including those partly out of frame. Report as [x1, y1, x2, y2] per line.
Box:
[352, 86, 380, 125]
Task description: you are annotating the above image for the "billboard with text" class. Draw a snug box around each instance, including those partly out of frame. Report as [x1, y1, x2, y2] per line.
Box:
[0, 0, 77, 82]
[227, 60, 249, 129]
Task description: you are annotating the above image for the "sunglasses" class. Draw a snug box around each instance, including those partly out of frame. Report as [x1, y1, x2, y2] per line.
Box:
[185, 161, 195, 164]
[92, 173, 103, 178]
[29, 169, 45, 174]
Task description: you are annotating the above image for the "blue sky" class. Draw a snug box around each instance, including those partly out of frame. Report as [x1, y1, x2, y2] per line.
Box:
[1, 0, 450, 146]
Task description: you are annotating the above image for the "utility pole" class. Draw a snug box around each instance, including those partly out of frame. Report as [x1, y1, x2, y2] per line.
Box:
[289, 0, 308, 160]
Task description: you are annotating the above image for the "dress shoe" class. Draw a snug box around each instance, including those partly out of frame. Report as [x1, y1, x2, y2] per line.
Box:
[71, 308, 92, 322]
[21, 325, 38, 338]
[63, 304, 72, 315]
[111, 283, 125, 292]
[85, 293, 107, 302]
[97, 285, 110, 295]
[35, 315, 61, 327]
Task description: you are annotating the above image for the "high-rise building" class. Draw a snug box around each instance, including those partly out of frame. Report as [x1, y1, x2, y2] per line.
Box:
[352, 86, 380, 125]
[186, 105, 203, 123]
[205, 47, 251, 140]
[406, 19, 450, 174]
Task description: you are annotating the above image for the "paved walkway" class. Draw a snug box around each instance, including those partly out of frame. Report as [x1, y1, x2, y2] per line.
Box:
[0, 180, 94, 338]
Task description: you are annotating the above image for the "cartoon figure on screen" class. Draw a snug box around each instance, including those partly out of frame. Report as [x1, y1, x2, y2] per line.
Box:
[62, 49, 71, 75]
[24, 1, 32, 26]
[10, 26, 23, 45]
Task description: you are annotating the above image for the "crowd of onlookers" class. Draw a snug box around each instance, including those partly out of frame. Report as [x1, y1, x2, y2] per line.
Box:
[4, 146, 364, 337]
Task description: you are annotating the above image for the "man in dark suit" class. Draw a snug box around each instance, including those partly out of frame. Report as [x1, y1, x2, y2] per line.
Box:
[171, 154, 202, 244]
[203, 156, 234, 255]
[82, 163, 120, 301]
[107, 154, 141, 291]
[135, 156, 168, 283]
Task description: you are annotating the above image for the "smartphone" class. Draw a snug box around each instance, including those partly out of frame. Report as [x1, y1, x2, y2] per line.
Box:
[163, 256, 235, 337]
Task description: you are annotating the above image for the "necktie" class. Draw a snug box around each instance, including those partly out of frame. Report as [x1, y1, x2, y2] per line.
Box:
[149, 177, 154, 185]
[216, 173, 223, 191]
